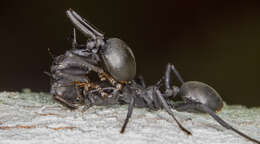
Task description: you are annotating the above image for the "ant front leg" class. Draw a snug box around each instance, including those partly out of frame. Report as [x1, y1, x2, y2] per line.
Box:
[98, 72, 125, 92]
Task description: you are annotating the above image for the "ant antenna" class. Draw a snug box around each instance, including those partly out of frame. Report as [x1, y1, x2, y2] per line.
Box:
[170, 64, 185, 84]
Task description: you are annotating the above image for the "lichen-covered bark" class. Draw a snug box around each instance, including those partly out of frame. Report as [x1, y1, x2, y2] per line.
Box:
[0, 90, 259, 144]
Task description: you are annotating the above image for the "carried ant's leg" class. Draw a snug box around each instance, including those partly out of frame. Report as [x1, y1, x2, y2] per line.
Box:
[174, 102, 260, 143]
[72, 28, 77, 49]
[82, 82, 111, 98]
[68, 9, 104, 38]
[52, 53, 104, 74]
[155, 88, 191, 135]
[53, 95, 78, 109]
[53, 72, 89, 83]
[51, 79, 86, 109]
[70, 50, 100, 64]
[120, 96, 135, 133]
[66, 9, 104, 40]
[69, 28, 88, 49]
[51, 56, 91, 82]
[66, 9, 97, 40]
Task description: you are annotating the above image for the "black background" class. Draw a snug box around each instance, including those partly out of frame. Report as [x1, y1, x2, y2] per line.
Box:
[0, 1, 258, 106]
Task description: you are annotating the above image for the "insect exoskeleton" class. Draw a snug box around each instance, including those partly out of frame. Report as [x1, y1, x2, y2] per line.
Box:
[101, 38, 136, 82]
[66, 9, 136, 87]
[179, 81, 223, 113]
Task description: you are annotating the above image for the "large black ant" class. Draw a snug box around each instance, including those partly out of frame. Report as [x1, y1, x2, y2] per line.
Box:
[48, 9, 260, 144]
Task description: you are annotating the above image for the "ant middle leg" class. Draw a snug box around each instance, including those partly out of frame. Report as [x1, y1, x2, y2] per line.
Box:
[155, 88, 192, 135]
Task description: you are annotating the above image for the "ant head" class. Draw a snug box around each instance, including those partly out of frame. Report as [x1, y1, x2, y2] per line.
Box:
[179, 81, 223, 112]
[66, 9, 136, 82]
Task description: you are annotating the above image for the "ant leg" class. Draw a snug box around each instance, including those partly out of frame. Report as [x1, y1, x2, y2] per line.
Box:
[68, 9, 104, 38]
[165, 63, 185, 86]
[51, 80, 86, 109]
[88, 87, 117, 92]
[165, 63, 172, 89]
[72, 28, 77, 49]
[164, 63, 184, 98]
[66, 9, 97, 40]
[70, 28, 87, 49]
[199, 104, 260, 143]
[170, 64, 185, 84]
[53, 72, 89, 83]
[98, 72, 124, 94]
[52, 53, 104, 74]
[120, 96, 135, 133]
[135, 75, 146, 88]
[53, 95, 78, 109]
[155, 88, 192, 135]
[175, 102, 260, 143]
[66, 9, 104, 40]
[83, 82, 111, 98]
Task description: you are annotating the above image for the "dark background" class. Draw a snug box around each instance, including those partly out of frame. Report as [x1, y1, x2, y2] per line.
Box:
[0, 1, 258, 107]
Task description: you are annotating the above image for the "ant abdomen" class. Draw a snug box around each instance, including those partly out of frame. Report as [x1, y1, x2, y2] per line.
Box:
[179, 81, 223, 113]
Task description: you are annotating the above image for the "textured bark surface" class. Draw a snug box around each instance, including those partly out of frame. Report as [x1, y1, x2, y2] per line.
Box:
[0, 90, 259, 144]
